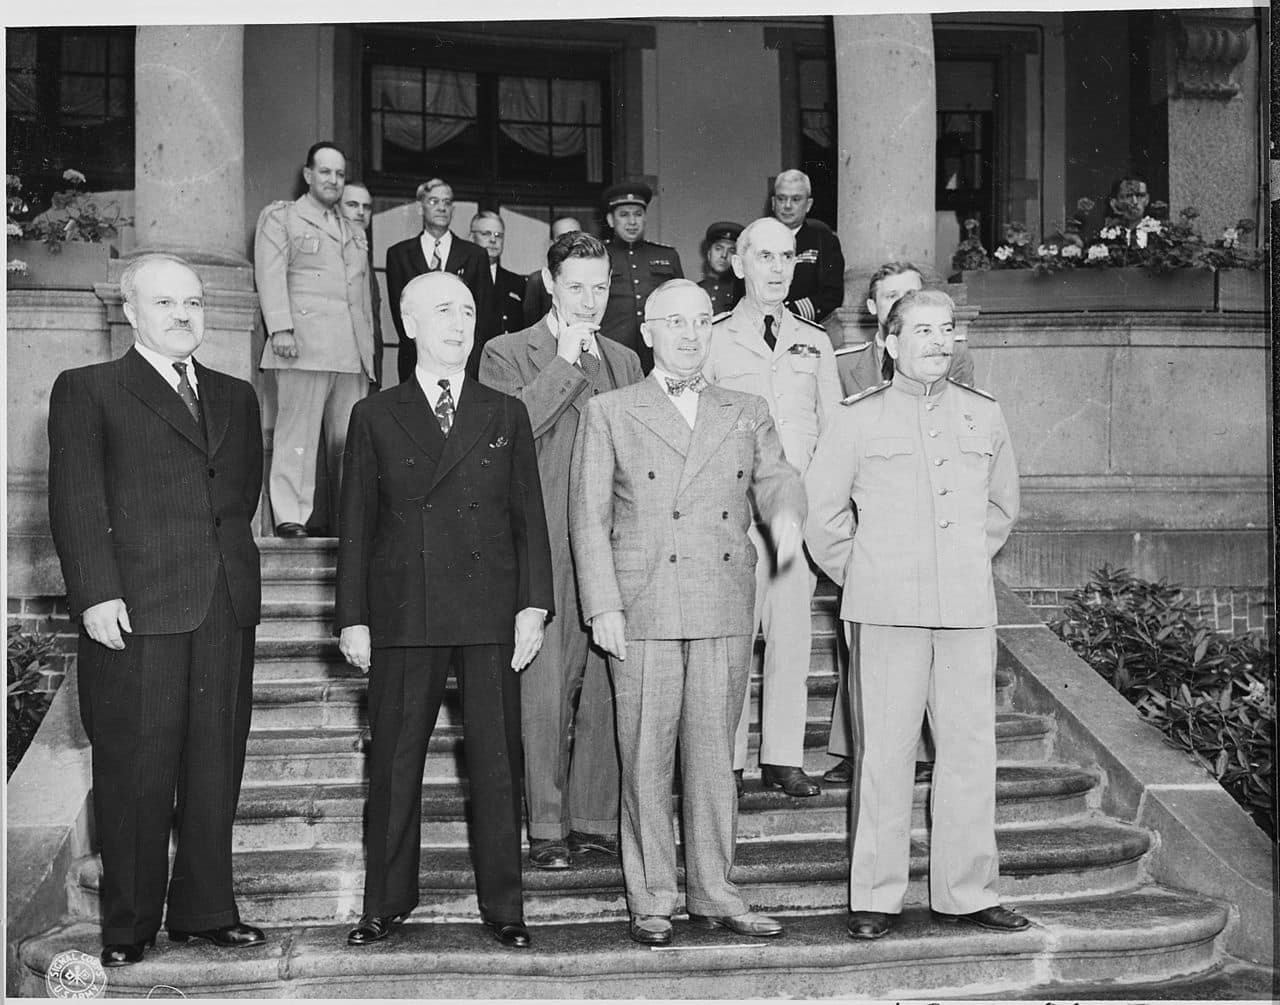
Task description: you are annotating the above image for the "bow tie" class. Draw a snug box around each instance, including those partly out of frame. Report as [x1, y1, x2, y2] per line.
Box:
[665, 374, 707, 396]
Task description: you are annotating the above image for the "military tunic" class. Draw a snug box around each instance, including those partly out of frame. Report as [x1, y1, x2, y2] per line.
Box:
[600, 237, 683, 373]
[698, 274, 742, 315]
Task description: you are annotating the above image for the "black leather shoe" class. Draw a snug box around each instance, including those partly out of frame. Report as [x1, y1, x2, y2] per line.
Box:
[529, 838, 572, 869]
[629, 914, 673, 946]
[847, 911, 893, 940]
[567, 830, 618, 858]
[346, 912, 409, 946]
[485, 919, 530, 948]
[915, 761, 934, 783]
[932, 905, 1030, 931]
[733, 768, 744, 798]
[760, 764, 821, 797]
[101, 937, 154, 967]
[275, 522, 308, 538]
[823, 757, 853, 784]
[689, 911, 783, 937]
[168, 922, 265, 948]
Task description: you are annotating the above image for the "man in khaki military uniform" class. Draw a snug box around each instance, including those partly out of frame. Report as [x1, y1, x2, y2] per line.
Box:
[703, 217, 841, 798]
[804, 288, 1026, 941]
[255, 141, 375, 537]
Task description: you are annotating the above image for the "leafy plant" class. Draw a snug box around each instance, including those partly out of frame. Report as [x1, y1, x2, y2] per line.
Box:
[7, 169, 130, 256]
[7, 622, 58, 778]
[1050, 567, 1275, 839]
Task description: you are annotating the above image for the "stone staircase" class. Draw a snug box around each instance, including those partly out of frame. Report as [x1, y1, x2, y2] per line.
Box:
[17, 538, 1237, 998]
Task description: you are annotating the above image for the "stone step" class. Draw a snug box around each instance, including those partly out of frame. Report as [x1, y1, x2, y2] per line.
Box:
[241, 712, 1053, 787]
[230, 763, 1097, 852]
[29, 887, 1227, 998]
[70, 818, 1150, 926]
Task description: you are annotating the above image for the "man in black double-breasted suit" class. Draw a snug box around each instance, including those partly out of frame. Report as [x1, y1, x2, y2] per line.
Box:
[336, 271, 554, 950]
[47, 253, 266, 968]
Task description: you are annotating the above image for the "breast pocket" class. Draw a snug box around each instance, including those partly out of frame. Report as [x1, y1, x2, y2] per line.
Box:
[865, 437, 914, 460]
[788, 353, 819, 376]
[293, 234, 321, 255]
[955, 434, 994, 486]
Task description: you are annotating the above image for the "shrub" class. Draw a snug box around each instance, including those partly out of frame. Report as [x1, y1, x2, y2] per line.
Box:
[1050, 567, 1275, 840]
[7, 622, 58, 778]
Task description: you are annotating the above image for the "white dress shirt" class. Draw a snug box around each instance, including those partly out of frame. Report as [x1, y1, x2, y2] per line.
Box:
[651, 366, 699, 428]
[415, 366, 465, 410]
[420, 229, 454, 271]
[134, 341, 199, 396]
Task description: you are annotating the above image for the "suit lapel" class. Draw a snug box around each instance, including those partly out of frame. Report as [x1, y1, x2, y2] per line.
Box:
[626, 377, 692, 458]
[194, 360, 229, 456]
[391, 377, 444, 463]
[598, 338, 631, 393]
[526, 320, 557, 378]
[726, 308, 772, 361]
[118, 348, 207, 453]
[408, 235, 429, 275]
[677, 385, 741, 496]
[444, 235, 467, 276]
[430, 378, 493, 493]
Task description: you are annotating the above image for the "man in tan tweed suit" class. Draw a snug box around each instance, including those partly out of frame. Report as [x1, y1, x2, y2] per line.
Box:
[569, 279, 805, 947]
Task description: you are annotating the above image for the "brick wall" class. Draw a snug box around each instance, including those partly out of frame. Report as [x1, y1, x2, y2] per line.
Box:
[7, 597, 77, 696]
[1014, 586, 1275, 641]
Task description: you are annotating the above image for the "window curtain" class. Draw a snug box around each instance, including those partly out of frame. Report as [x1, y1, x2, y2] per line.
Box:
[370, 65, 476, 171]
[497, 76, 603, 182]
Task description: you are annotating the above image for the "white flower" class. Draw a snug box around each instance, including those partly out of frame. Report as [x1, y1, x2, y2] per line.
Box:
[1222, 227, 1239, 248]
[1136, 216, 1162, 234]
[7, 221, 23, 238]
[8, 258, 29, 274]
[62, 168, 87, 184]
[993, 245, 1012, 261]
[1100, 226, 1122, 241]
[1061, 244, 1082, 259]
[1036, 244, 1048, 256]
[1135, 230, 1149, 249]
[1087, 243, 1110, 262]
[1244, 681, 1268, 705]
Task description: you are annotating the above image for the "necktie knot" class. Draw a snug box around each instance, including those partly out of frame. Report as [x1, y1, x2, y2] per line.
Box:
[665, 373, 707, 396]
[434, 378, 455, 435]
[763, 314, 777, 351]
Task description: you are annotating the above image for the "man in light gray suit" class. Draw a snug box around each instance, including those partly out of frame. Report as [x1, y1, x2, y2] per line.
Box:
[569, 279, 806, 947]
[480, 232, 644, 870]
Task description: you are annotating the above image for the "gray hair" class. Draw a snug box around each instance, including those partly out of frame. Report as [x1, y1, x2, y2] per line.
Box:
[470, 209, 503, 229]
[415, 178, 451, 201]
[644, 278, 708, 319]
[736, 216, 794, 259]
[119, 253, 202, 306]
[773, 169, 812, 196]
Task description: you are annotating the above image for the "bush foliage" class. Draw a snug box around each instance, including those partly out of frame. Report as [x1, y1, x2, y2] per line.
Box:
[7, 622, 57, 778]
[1050, 567, 1275, 840]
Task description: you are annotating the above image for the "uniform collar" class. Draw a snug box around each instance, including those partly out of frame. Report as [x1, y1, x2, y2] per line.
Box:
[891, 370, 947, 398]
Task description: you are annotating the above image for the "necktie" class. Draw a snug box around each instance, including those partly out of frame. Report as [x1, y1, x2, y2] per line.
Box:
[763, 314, 776, 352]
[429, 238, 442, 271]
[172, 362, 202, 426]
[434, 379, 455, 435]
[665, 373, 707, 396]
[579, 349, 600, 380]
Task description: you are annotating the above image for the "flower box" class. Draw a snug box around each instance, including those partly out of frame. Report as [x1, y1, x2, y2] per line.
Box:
[7, 240, 114, 291]
[961, 267, 1216, 313]
[1215, 269, 1266, 312]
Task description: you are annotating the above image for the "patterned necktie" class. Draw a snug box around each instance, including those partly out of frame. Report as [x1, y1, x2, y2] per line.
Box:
[665, 373, 707, 396]
[172, 362, 202, 426]
[434, 378, 455, 435]
[763, 314, 776, 352]
[579, 349, 601, 380]
[429, 238, 442, 271]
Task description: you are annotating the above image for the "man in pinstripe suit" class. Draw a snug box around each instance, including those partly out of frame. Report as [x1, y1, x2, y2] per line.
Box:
[48, 253, 266, 968]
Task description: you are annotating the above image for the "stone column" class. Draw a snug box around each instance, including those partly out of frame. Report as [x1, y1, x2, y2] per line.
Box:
[831, 16, 954, 346]
[133, 26, 248, 267]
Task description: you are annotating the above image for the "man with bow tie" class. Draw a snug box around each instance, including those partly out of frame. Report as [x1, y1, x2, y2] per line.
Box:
[336, 271, 554, 950]
[479, 232, 643, 872]
[569, 279, 805, 947]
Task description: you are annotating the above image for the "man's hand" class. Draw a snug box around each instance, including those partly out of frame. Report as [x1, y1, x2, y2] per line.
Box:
[770, 510, 804, 572]
[591, 610, 627, 661]
[82, 598, 131, 650]
[339, 625, 372, 673]
[512, 608, 546, 671]
[269, 329, 299, 359]
[555, 320, 599, 366]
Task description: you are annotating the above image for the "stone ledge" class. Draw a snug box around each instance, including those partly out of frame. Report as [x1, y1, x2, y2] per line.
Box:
[994, 582, 1274, 965]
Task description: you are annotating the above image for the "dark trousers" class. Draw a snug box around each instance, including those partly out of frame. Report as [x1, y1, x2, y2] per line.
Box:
[77, 571, 255, 945]
[363, 644, 524, 923]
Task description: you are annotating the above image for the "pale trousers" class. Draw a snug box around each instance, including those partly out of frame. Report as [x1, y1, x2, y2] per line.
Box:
[269, 369, 366, 527]
[846, 623, 1000, 915]
[610, 636, 752, 918]
[829, 644, 933, 763]
[733, 522, 816, 770]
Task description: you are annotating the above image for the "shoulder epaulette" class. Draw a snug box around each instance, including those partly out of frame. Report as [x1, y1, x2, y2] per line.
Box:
[840, 381, 890, 406]
[787, 310, 826, 331]
[948, 377, 995, 401]
[833, 341, 871, 356]
[712, 310, 733, 324]
[648, 240, 676, 251]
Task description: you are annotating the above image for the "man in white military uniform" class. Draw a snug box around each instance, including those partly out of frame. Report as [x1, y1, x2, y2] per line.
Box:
[804, 288, 1026, 941]
[703, 217, 841, 798]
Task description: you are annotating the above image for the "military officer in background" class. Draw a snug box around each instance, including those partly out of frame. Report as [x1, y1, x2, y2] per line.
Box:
[600, 182, 683, 373]
[770, 169, 845, 324]
[338, 180, 382, 388]
[804, 288, 1026, 942]
[255, 141, 376, 538]
[471, 210, 527, 335]
[703, 217, 841, 799]
[698, 221, 744, 315]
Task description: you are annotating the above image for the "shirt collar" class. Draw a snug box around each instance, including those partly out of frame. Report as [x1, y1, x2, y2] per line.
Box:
[415, 365, 465, 404]
[891, 370, 946, 398]
[739, 298, 785, 338]
[546, 309, 599, 356]
[134, 341, 197, 389]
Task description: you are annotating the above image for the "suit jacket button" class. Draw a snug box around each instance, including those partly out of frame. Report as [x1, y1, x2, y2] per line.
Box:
[722, 511, 729, 519]
[737, 470, 744, 479]
[214, 517, 222, 527]
[480, 458, 490, 467]
[668, 554, 677, 563]
[469, 501, 479, 509]
[672, 510, 680, 519]
[425, 502, 433, 510]
[472, 550, 482, 559]
[208, 467, 216, 478]
[648, 471, 655, 479]
[723, 553, 730, 561]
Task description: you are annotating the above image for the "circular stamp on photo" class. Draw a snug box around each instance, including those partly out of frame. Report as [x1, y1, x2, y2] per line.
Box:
[46, 950, 108, 999]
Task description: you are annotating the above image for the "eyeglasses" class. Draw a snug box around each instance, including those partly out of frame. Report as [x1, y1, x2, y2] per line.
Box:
[645, 314, 713, 334]
[773, 194, 809, 206]
[425, 197, 454, 208]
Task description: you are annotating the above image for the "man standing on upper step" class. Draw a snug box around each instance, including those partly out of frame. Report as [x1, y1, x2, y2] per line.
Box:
[770, 169, 845, 325]
[703, 217, 841, 799]
[804, 288, 1027, 941]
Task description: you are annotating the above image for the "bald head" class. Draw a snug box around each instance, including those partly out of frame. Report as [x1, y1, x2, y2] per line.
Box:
[401, 272, 475, 376]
